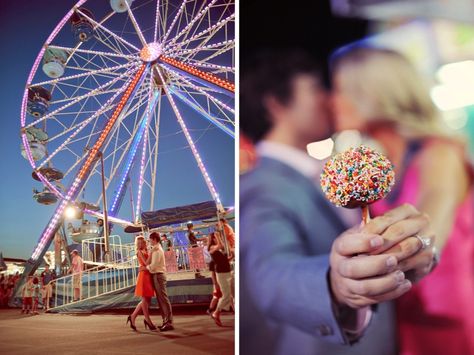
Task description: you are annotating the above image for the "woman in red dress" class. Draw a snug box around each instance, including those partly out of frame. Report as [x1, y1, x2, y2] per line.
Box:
[127, 236, 156, 331]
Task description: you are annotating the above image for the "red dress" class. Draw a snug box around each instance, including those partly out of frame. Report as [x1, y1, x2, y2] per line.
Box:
[135, 250, 154, 298]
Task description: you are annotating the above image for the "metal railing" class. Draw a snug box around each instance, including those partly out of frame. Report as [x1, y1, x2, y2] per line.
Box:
[50, 256, 138, 309]
[48, 240, 210, 310]
[81, 235, 135, 264]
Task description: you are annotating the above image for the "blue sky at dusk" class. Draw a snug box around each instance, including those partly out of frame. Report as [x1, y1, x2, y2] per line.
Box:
[0, 0, 235, 259]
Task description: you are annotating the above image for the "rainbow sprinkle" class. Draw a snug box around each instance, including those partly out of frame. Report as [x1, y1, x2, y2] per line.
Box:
[320, 145, 395, 208]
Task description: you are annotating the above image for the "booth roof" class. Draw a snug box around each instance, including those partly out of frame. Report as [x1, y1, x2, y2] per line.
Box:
[124, 201, 218, 233]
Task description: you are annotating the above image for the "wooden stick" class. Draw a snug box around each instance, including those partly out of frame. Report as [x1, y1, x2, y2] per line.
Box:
[361, 205, 371, 225]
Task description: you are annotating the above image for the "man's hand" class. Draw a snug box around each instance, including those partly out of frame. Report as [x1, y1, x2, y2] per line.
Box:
[329, 204, 434, 309]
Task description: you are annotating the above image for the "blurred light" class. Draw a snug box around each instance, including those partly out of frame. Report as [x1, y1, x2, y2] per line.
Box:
[64, 205, 78, 219]
[437, 60, 474, 85]
[333, 130, 362, 153]
[432, 61, 474, 111]
[431, 84, 474, 111]
[441, 109, 469, 130]
[307, 138, 334, 160]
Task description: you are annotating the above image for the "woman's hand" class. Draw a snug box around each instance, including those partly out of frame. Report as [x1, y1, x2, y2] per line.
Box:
[366, 204, 436, 283]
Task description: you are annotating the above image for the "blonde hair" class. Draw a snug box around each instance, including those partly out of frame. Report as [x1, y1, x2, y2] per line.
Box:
[331, 46, 451, 139]
[134, 235, 146, 252]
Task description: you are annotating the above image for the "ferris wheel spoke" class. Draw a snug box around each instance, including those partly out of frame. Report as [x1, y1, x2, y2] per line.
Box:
[196, 47, 234, 66]
[34, 66, 142, 171]
[159, 56, 234, 94]
[174, 1, 233, 58]
[26, 65, 140, 129]
[48, 45, 137, 61]
[154, 65, 223, 210]
[161, 0, 187, 45]
[93, 32, 126, 58]
[95, 81, 158, 211]
[134, 79, 157, 221]
[93, 111, 149, 208]
[124, 0, 147, 46]
[47, 82, 148, 147]
[36, 101, 115, 171]
[72, 51, 123, 71]
[171, 80, 234, 120]
[63, 153, 88, 181]
[164, 13, 234, 53]
[169, 86, 233, 138]
[93, 24, 136, 57]
[30, 61, 137, 88]
[153, 0, 161, 42]
[148, 89, 162, 211]
[93, 80, 151, 167]
[167, 39, 234, 59]
[170, 81, 234, 125]
[76, 8, 140, 52]
[164, 65, 234, 115]
[165, 0, 218, 49]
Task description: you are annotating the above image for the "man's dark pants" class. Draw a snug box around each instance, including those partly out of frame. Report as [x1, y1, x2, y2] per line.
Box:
[152, 272, 173, 325]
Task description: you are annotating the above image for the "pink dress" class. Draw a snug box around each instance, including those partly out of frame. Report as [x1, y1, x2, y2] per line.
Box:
[371, 140, 474, 355]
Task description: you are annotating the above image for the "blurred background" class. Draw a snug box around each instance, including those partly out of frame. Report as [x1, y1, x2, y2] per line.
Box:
[240, 0, 474, 168]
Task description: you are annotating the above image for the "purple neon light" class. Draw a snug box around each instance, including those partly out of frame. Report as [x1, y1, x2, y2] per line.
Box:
[21, 0, 87, 127]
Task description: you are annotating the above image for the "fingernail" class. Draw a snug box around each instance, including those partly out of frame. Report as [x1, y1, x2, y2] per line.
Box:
[395, 270, 405, 283]
[401, 280, 412, 290]
[386, 256, 397, 267]
[370, 236, 384, 248]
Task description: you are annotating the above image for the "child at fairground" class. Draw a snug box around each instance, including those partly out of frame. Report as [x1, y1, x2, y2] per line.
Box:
[21, 276, 34, 314]
[31, 277, 41, 315]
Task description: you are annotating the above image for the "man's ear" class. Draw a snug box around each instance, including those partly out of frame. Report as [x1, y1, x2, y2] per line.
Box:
[263, 95, 283, 123]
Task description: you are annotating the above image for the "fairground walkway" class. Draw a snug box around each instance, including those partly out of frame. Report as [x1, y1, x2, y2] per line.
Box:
[0, 307, 234, 354]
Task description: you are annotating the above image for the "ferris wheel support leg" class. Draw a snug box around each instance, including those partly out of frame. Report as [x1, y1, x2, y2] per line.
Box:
[17, 64, 148, 293]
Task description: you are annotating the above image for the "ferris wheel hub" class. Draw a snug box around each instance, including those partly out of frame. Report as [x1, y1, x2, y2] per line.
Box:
[140, 42, 162, 62]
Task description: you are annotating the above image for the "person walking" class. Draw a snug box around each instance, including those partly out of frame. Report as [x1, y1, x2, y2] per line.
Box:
[208, 231, 233, 327]
[41, 264, 55, 311]
[68, 250, 83, 301]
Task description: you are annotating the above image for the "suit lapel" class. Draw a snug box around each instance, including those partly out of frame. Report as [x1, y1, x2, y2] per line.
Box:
[258, 157, 347, 232]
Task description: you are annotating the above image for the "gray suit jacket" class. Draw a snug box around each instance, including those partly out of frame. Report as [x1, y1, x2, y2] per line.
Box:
[240, 157, 396, 355]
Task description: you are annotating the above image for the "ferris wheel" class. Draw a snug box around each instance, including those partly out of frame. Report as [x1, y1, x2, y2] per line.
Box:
[20, 0, 235, 273]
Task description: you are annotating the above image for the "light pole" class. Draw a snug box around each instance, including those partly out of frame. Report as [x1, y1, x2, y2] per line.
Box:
[98, 151, 110, 261]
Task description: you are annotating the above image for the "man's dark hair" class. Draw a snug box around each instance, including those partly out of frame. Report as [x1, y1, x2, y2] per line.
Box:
[241, 50, 322, 143]
[149, 232, 160, 241]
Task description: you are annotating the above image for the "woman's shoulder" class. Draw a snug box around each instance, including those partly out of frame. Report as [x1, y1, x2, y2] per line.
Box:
[415, 137, 471, 198]
[416, 137, 470, 174]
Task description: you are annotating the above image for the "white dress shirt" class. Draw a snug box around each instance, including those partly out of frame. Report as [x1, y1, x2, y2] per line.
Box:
[146, 244, 166, 274]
